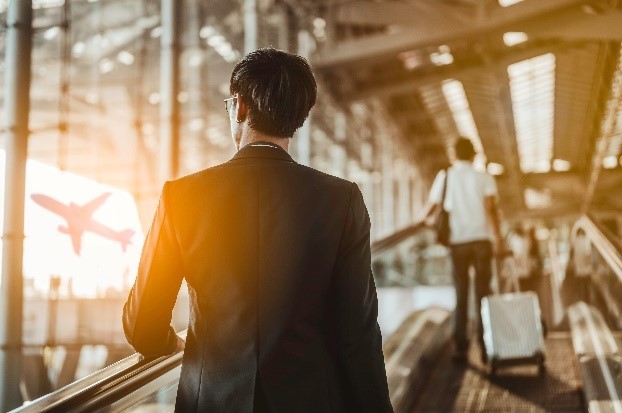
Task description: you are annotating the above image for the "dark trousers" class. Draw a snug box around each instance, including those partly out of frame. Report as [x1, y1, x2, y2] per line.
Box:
[449, 240, 493, 352]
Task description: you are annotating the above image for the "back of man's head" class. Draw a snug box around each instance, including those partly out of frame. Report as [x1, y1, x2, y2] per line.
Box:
[454, 137, 476, 161]
[230, 48, 317, 138]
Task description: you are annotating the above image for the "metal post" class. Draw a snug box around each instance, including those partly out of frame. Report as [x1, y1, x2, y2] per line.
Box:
[1, 0, 33, 410]
[398, 162, 410, 227]
[296, 30, 313, 166]
[244, 0, 258, 54]
[159, 0, 181, 183]
[276, 3, 290, 51]
[381, 136, 394, 236]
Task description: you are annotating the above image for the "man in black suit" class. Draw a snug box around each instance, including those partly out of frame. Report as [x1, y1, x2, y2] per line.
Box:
[122, 48, 392, 412]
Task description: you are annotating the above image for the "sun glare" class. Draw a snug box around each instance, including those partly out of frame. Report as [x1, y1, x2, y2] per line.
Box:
[0, 149, 144, 298]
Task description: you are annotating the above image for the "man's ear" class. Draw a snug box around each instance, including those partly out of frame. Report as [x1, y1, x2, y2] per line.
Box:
[236, 95, 249, 123]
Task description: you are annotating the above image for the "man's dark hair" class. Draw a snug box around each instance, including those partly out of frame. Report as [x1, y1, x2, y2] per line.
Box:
[230, 48, 317, 138]
[454, 137, 476, 161]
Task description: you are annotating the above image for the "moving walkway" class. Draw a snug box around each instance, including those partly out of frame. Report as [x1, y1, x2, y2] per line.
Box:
[12, 215, 622, 413]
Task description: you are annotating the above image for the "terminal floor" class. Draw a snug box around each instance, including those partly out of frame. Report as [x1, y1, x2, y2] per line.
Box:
[411, 333, 584, 412]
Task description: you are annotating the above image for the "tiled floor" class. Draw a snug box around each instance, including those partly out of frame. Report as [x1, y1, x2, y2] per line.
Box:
[411, 333, 584, 413]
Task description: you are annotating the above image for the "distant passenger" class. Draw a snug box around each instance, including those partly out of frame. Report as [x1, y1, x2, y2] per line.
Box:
[508, 225, 531, 290]
[570, 227, 593, 303]
[417, 137, 504, 363]
[526, 227, 543, 290]
[508, 225, 542, 293]
[122, 48, 392, 413]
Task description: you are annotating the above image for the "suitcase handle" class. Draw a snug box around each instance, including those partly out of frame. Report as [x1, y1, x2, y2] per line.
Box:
[493, 256, 521, 295]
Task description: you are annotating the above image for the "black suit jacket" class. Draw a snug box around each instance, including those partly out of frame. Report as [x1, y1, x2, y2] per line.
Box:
[122, 142, 392, 412]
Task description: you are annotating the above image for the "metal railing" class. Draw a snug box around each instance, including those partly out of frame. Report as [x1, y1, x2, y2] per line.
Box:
[11, 332, 186, 413]
[572, 215, 622, 328]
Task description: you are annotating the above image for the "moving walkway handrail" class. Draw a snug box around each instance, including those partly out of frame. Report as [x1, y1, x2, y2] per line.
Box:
[575, 215, 622, 283]
[371, 222, 428, 257]
[586, 213, 622, 255]
[12, 331, 187, 413]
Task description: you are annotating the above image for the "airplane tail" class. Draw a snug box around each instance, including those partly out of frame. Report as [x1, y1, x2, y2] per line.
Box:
[118, 229, 135, 252]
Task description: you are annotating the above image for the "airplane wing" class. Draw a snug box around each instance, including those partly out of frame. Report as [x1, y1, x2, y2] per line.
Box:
[31, 194, 71, 217]
[81, 192, 112, 218]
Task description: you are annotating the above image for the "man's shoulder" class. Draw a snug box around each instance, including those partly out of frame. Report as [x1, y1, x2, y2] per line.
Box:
[169, 160, 355, 192]
[295, 163, 355, 188]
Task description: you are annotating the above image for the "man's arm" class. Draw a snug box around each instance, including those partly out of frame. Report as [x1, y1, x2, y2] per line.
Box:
[122, 181, 185, 358]
[414, 170, 444, 226]
[332, 183, 393, 413]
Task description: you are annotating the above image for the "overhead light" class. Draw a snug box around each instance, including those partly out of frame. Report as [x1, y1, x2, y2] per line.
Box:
[72, 42, 86, 57]
[498, 0, 524, 6]
[99, 59, 114, 74]
[503, 32, 528, 47]
[507, 53, 556, 173]
[430, 45, 453, 66]
[535, 227, 550, 240]
[189, 118, 204, 132]
[524, 187, 551, 209]
[441, 79, 485, 155]
[43, 26, 60, 41]
[177, 91, 189, 103]
[202, 27, 240, 63]
[117, 51, 135, 66]
[207, 35, 226, 48]
[313, 18, 326, 29]
[603, 155, 618, 169]
[399, 50, 423, 71]
[188, 51, 203, 68]
[487, 163, 505, 176]
[199, 25, 216, 39]
[84, 93, 99, 105]
[313, 18, 327, 40]
[148, 92, 160, 105]
[552, 158, 571, 171]
[150, 26, 163, 38]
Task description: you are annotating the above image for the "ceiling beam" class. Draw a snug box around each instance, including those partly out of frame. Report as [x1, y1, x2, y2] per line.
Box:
[334, 0, 472, 27]
[314, 0, 582, 68]
[519, 8, 622, 41]
[341, 41, 576, 102]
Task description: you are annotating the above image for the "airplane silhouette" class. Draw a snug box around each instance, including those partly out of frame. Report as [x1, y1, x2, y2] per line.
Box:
[31, 192, 135, 255]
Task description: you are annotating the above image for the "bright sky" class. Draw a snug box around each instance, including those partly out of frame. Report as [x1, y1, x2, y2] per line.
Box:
[0, 149, 144, 298]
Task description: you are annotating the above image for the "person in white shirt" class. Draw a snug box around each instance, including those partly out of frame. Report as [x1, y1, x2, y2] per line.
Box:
[508, 225, 531, 281]
[417, 137, 504, 362]
[571, 228, 593, 303]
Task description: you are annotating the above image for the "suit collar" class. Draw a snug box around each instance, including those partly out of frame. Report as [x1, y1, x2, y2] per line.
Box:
[231, 141, 295, 163]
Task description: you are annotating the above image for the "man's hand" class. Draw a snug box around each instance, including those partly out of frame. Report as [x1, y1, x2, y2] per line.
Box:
[174, 337, 186, 353]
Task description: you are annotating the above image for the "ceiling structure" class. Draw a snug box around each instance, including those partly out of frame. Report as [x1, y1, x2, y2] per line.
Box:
[312, 0, 622, 218]
[1, 0, 622, 222]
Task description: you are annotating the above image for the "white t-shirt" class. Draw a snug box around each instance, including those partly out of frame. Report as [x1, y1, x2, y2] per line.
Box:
[428, 161, 498, 245]
[508, 234, 531, 278]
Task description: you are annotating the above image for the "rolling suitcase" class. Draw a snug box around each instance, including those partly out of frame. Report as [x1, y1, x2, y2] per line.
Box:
[481, 256, 546, 375]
